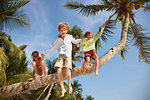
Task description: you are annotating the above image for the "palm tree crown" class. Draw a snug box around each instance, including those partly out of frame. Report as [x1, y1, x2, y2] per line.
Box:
[64, 0, 150, 64]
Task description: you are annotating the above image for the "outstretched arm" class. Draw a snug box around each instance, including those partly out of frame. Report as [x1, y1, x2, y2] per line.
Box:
[94, 24, 106, 41]
[44, 38, 62, 56]
[80, 38, 88, 46]
[71, 35, 81, 44]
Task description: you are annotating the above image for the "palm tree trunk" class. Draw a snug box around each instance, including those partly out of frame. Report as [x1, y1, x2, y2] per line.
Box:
[0, 13, 129, 98]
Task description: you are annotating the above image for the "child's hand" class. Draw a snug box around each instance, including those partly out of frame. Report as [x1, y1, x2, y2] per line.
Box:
[82, 38, 88, 42]
[41, 53, 45, 59]
[84, 38, 88, 41]
[28, 78, 33, 81]
[81, 39, 84, 42]
[103, 24, 106, 28]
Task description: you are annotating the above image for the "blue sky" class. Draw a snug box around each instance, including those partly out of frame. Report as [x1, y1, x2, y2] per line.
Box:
[6, 0, 150, 100]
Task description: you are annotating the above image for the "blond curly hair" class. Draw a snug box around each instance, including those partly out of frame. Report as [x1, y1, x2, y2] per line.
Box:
[58, 22, 70, 31]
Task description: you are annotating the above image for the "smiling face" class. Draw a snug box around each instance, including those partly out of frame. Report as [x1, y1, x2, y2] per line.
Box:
[58, 22, 70, 39]
[59, 27, 68, 38]
[87, 32, 93, 39]
[85, 31, 93, 40]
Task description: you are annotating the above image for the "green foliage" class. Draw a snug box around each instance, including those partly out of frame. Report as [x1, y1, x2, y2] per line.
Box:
[129, 24, 150, 63]
[0, 0, 31, 87]
[0, 0, 30, 30]
[85, 95, 94, 100]
[64, 1, 107, 16]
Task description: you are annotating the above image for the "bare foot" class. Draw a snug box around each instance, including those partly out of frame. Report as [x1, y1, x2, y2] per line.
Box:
[41, 74, 45, 77]
[60, 89, 66, 98]
[68, 85, 73, 94]
[35, 75, 40, 79]
[95, 70, 99, 76]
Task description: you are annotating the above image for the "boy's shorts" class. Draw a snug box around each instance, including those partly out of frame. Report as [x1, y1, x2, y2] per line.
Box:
[54, 54, 72, 69]
[84, 50, 96, 60]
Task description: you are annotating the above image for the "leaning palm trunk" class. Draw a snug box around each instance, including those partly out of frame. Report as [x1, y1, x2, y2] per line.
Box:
[0, 13, 129, 98]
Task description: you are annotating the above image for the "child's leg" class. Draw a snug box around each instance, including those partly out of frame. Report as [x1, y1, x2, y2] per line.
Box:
[82, 56, 90, 72]
[65, 67, 72, 94]
[57, 67, 65, 98]
[40, 60, 46, 76]
[32, 62, 40, 79]
[92, 53, 99, 76]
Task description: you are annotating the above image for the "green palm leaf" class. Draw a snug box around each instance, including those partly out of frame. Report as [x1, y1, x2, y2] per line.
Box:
[64, 1, 110, 16]
[7, 73, 31, 85]
[0, 0, 30, 30]
[0, 35, 24, 62]
[0, 48, 8, 86]
[85, 95, 94, 100]
[129, 24, 150, 63]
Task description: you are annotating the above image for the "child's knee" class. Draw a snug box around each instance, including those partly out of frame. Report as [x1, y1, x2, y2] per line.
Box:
[65, 67, 70, 71]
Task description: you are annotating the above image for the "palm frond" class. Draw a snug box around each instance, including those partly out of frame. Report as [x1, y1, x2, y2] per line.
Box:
[119, 44, 128, 60]
[0, 47, 8, 68]
[7, 73, 31, 85]
[102, 0, 118, 11]
[0, 48, 7, 87]
[19, 45, 27, 51]
[0, 69, 7, 87]
[0, 36, 27, 75]
[46, 59, 56, 74]
[0, 31, 11, 41]
[130, 23, 150, 64]
[64, 1, 110, 16]
[0, 0, 30, 30]
[4, 10, 30, 30]
[142, 3, 150, 11]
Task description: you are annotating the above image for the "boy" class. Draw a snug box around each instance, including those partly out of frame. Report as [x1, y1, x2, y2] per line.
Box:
[43, 22, 81, 98]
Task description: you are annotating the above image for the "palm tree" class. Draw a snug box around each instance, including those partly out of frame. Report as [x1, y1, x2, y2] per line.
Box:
[0, 0, 31, 99]
[0, 32, 30, 87]
[64, 0, 150, 63]
[70, 80, 83, 100]
[85, 95, 94, 100]
[0, 0, 30, 87]
[0, 0, 30, 76]
[0, 0, 30, 30]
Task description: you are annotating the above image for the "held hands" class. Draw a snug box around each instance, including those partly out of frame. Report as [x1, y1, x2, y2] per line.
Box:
[103, 24, 106, 28]
[82, 38, 88, 42]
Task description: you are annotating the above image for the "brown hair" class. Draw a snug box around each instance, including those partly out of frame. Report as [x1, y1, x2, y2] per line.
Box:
[58, 22, 70, 31]
[84, 31, 93, 38]
[31, 51, 39, 61]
